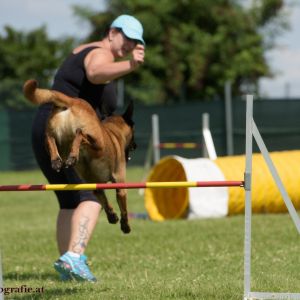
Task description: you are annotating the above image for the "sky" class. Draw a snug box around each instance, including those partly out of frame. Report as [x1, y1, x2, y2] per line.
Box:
[0, 0, 299, 98]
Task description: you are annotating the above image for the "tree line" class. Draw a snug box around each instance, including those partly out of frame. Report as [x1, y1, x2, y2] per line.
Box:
[0, 0, 289, 108]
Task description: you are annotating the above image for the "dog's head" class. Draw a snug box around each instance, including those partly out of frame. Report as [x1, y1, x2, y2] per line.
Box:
[122, 101, 137, 161]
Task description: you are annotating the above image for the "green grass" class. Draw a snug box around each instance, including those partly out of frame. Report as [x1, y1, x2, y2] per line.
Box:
[0, 168, 300, 299]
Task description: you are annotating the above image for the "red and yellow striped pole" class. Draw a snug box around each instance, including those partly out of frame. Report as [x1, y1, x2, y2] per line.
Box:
[0, 181, 244, 191]
[158, 143, 201, 149]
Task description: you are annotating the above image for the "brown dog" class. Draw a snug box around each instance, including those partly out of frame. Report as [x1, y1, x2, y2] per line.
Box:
[23, 79, 136, 234]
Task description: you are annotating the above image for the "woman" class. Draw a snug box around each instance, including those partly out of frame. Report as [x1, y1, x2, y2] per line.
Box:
[31, 14, 145, 282]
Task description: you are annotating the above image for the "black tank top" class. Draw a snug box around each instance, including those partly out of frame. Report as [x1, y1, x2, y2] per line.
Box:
[52, 46, 117, 114]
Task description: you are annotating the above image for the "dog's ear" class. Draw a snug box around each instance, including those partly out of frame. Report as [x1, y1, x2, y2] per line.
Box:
[122, 101, 134, 125]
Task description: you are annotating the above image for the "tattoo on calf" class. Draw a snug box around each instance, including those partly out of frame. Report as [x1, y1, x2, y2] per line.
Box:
[72, 216, 90, 254]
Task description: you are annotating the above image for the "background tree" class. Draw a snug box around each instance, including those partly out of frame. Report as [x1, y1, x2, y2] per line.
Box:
[0, 26, 74, 109]
[74, 0, 288, 104]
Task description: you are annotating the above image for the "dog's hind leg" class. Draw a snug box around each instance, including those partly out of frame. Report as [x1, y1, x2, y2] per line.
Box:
[116, 188, 131, 234]
[65, 128, 83, 168]
[94, 190, 119, 224]
[46, 132, 63, 172]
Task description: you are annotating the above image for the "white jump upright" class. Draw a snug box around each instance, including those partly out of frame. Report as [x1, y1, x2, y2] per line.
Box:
[152, 114, 160, 164]
[243, 95, 300, 300]
[202, 112, 217, 160]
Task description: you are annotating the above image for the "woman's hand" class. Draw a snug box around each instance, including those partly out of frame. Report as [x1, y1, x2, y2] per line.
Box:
[130, 44, 145, 69]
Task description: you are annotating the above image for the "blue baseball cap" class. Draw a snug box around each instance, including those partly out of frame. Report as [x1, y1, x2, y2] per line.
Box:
[110, 15, 145, 45]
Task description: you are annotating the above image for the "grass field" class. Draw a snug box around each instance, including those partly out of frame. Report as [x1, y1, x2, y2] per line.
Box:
[0, 168, 300, 299]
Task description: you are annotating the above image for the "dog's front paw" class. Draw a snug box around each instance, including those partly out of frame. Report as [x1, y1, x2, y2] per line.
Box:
[107, 212, 119, 224]
[65, 155, 77, 168]
[51, 158, 63, 172]
[120, 219, 131, 234]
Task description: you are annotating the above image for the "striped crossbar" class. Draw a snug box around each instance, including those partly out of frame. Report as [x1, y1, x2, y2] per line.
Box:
[158, 143, 201, 149]
[0, 181, 244, 191]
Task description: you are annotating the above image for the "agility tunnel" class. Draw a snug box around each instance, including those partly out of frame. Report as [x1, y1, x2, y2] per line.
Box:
[144, 150, 300, 220]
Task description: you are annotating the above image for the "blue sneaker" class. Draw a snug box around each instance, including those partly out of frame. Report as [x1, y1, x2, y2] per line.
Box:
[54, 253, 97, 282]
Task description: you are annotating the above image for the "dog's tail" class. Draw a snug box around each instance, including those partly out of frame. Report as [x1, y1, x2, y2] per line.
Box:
[23, 79, 72, 108]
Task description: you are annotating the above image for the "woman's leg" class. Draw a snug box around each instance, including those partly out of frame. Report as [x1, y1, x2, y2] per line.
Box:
[57, 201, 101, 255]
[54, 200, 101, 282]
[68, 201, 101, 255]
[56, 209, 74, 255]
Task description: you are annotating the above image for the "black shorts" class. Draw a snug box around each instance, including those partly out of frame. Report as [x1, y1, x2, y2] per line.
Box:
[31, 104, 99, 209]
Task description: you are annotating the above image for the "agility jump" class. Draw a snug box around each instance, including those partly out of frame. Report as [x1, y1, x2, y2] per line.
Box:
[151, 112, 217, 163]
